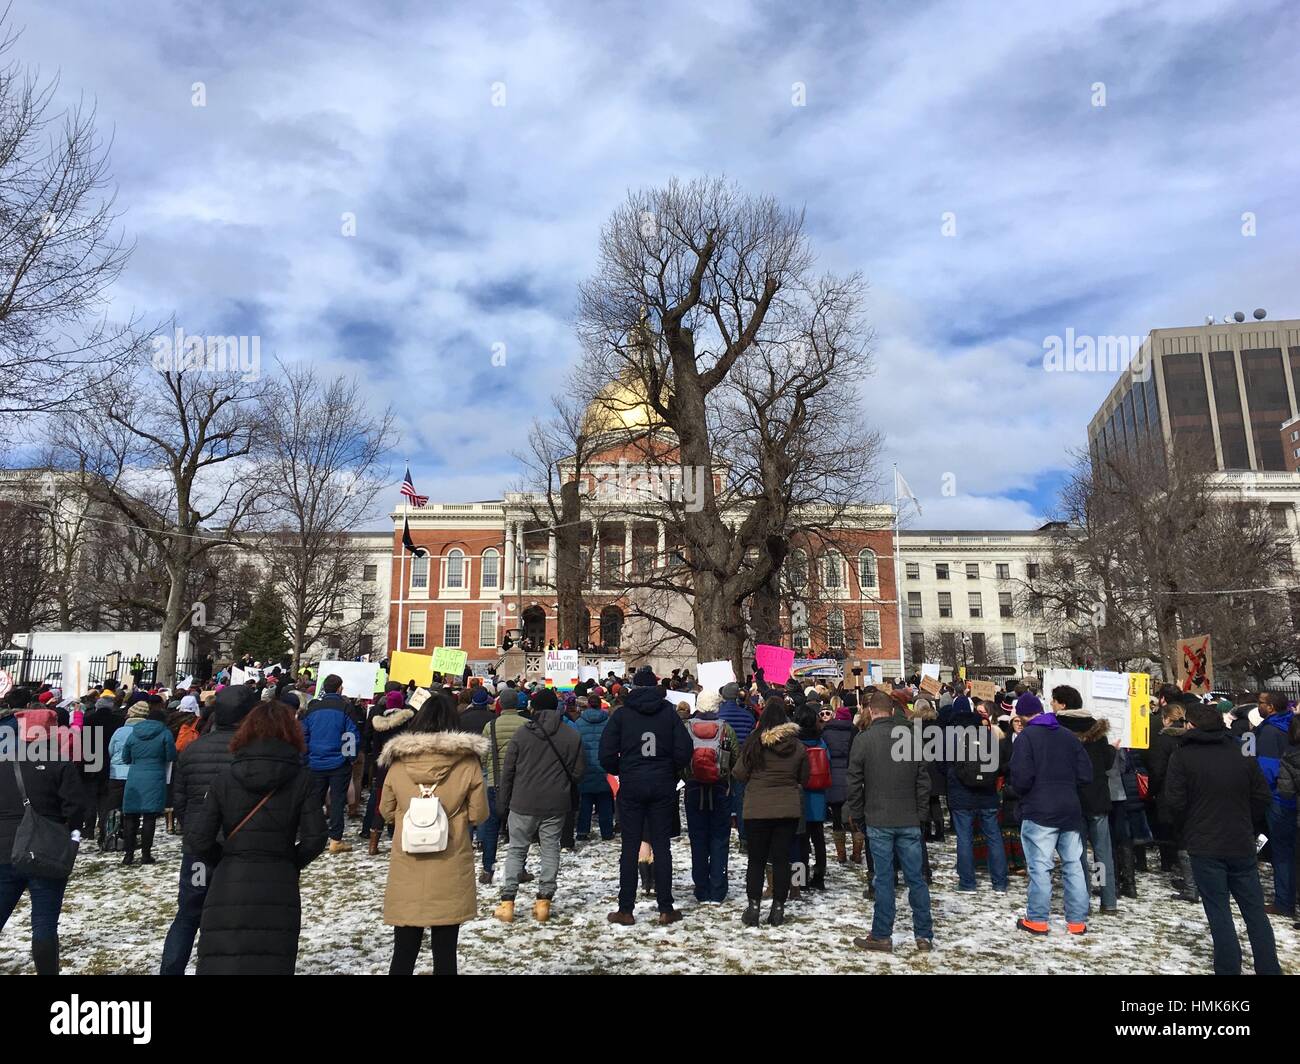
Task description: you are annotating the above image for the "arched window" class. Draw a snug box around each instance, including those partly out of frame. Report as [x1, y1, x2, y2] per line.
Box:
[446, 548, 465, 589]
[828, 609, 845, 649]
[410, 555, 429, 591]
[786, 548, 808, 591]
[481, 548, 500, 590]
[822, 550, 846, 590]
[858, 548, 878, 591]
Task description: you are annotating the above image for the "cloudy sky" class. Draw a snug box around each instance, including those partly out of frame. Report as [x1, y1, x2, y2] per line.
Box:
[19, 0, 1300, 529]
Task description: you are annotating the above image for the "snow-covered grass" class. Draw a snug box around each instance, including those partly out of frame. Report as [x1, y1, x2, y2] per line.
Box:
[2, 823, 1297, 975]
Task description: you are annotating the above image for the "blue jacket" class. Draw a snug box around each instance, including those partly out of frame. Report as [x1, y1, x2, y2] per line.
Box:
[943, 709, 1005, 812]
[598, 687, 692, 796]
[301, 693, 360, 772]
[1256, 710, 1296, 811]
[718, 699, 755, 748]
[108, 721, 140, 781]
[572, 708, 612, 794]
[801, 737, 829, 822]
[1008, 713, 1092, 831]
[122, 719, 177, 814]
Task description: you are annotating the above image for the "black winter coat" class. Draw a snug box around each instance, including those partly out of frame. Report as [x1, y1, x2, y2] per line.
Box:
[821, 719, 854, 805]
[1163, 728, 1272, 858]
[81, 702, 123, 779]
[1058, 713, 1116, 817]
[598, 688, 692, 797]
[171, 723, 238, 828]
[184, 739, 327, 975]
[0, 716, 84, 860]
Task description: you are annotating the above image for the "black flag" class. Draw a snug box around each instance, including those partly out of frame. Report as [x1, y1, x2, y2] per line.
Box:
[402, 517, 428, 557]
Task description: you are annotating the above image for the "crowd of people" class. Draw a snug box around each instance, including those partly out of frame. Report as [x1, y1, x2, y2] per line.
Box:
[0, 658, 1296, 976]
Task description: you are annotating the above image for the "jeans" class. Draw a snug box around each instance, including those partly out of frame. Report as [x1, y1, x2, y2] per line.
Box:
[577, 790, 614, 839]
[866, 826, 933, 941]
[616, 786, 677, 913]
[1020, 819, 1089, 924]
[480, 785, 501, 872]
[160, 854, 211, 975]
[1082, 813, 1117, 910]
[730, 780, 747, 841]
[684, 783, 731, 902]
[1265, 802, 1296, 915]
[744, 817, 798, 902]
[500, 812, 563, 900]
[1188, 854, 1281, 975]
[389, 924, 460, 975]
[951, 807, 1009, 891]
[0, 862, 68, 971]
[312, 764, 352, 841]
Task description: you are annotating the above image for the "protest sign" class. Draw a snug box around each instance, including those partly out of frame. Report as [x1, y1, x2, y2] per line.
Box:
[919, 675, 941, 698]
[431, 646, 468, 676]
[754, 644, 795, 685]
[389, 651, 433, 687]
[407, 687, 431, 710]
[315, 660, 381, 699]
[969, 679, 998, 702]
[1176, 634, 1213, 695]
[545, 649, 579, 690]
[578, 665, 600, 683]
[1128, 673, 1151, 750]
[598, 660, 626, 678]
[697, 660, 736, 692]
[670, 691, 696, 713]
[920, 662, 941, 681]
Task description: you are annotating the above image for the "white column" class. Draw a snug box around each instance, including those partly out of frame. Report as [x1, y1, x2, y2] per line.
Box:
[656, 520, 666, 561]
[504, 520, 515, 594]
[624, 521, 633, 579]
[547, 531, 557, 588]
[591, 519, 600, 591]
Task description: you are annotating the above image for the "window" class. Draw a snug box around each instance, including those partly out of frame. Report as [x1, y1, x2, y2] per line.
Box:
[443, 610, 462, 648]
[481, 549, 500, 590]
[603, 547, 623, 584]
[910, 632, 926, 666]
[479, 609, 498, 648]
[1026, 563, 1040, 580]
[995, 563, 1010, 580]
[968, 592, 982, 618]
[786, 549, 808, 590]
[938, 592, 952, 618]
[408, 610, 426, 649]
[526, 553, 546, 588]
[966, 563, 979, 579]
[1034, 632, 1048, 660]
[363, 564, 378, 581]
[906, 562, 920, 579]
[940, 631, 956, 662]
[827, 609, 845, 649]
[908, 592, 922, 619]
[971, 632, 986, 661]
[792, 611, 810, 651]
[1028, 592, 1043, 617]
[935, 563, 949, 580]
[999, 592, 1013, 618]
[358, 634, 374, 656]
[445, 549, 465, 589]
[862, 611, 881, 647]
[1001, 633, 1018, 663]
[857, 549, 878, 591]
[411, 555, 429, 591]
[361, 594, 376, 621]
[822, 551, 846, 590]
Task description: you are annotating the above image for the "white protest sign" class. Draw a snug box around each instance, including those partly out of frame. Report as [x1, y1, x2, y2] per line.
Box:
[1091, 670, 1128, 701]
[1041, 667, 1134, 747]
[230, 666, 249, 686]
[698, 660, 737, 692]
[407, 688, 430, 710]
[920, 662, 941, 681]
[315, 660, 381, 699]
[598, 659, 626, 678]
[670, 690, 697, 713]
[578, 665, 600, 683]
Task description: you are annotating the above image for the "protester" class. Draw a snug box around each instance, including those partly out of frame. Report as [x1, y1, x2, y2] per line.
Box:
[822, 701, 857, 864]
[478, 687, 530, 884]
[82, 687, 122, 846]
[301, 674, 361, 854]
[364, 693, 414, 854]
[682, 690, 739, 903]
[184, 701, 327, 974]
[1056, 690, 1119, 915]
[119, 705, 177, 866]
[1163, 702, 1281, 975]
[847, 690, 933, 952]
[796, 705, 830, 892]
[572, 695, 614, 842]
[945, 697, 1010, 895]
[717, 681, 755, 849]
[379, 694, 489, 974]
[1256, 691, 1296, 919]
[1009, 690, 1092, 935]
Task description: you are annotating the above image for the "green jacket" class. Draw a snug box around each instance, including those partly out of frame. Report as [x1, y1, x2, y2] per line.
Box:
[482, 710, 528, 787]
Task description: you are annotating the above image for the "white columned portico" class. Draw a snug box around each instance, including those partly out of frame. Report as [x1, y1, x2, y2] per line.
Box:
[591, 518, 600, 591]
[504, 519, 516, 593]
[624, 521, 633, 578]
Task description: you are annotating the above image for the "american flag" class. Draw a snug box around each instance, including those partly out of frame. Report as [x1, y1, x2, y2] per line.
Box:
[399, 466, 428, 507]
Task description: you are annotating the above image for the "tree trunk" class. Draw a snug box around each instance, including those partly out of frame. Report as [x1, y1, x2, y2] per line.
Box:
[555, 481, 583, 646]
[157, 561, 186, 688]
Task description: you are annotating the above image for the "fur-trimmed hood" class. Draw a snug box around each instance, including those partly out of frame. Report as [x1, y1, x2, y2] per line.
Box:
[371, 708, 414, 733]
[759, 721, 800, 747]
[1057, 709, 1110, 743]
[379, 728, 489, 767]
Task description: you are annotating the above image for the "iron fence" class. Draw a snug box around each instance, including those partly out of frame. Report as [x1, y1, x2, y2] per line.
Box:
[0, 653, 205, 689]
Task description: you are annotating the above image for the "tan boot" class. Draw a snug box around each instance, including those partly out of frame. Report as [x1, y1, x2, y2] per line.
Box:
[851, 831, 865, 864]
[763, 867, 773, 899]
[494, 900, 515, 923]
[533, 898, 551, 922]
[833, 830, 847, 864]
[367, 829, 380, 856]
[329, 839, 353, 854]
[165, 809, 175, 835]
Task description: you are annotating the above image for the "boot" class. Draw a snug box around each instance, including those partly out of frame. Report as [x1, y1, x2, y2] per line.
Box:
[329, 838, 353, 854]
[1116, 841, 1137, 899]
[810, 868, 826, 891]
[1173, 852, 1199, 902]
[763, 867, 774, 900]
[533, 898, 551, 922]
[639, 861, 655, 896]
[1134, 841, 1149, 873]
[140, 816, 157, 864]
[742, 898, 762, 927]
[833, 831, 848, 864]
[788, 883, 801, 902]
[368, 829, 380, 856]
[851, 831, 865, 864]
[494, 899, 515, 923]
[767, 901, 785, 926]
[347, 802, 360, 819]
[122, 817, 137, 866]
[165, 809, 175, 835]
[32, 936, 59, 976]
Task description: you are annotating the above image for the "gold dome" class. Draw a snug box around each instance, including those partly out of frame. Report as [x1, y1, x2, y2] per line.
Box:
[581, 374, 663, 436]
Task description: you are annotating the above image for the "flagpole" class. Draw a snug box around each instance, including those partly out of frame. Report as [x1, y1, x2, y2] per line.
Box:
[893, 464, 906, 682]
[396, 465, 408, 653]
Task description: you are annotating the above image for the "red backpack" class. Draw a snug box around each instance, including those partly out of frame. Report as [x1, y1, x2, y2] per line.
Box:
[687, 719, 729, 784]
[176, 719, 201, 753]
[805, 744, 832, 791]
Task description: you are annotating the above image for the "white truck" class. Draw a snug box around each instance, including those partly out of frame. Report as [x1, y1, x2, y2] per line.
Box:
[0, 631, 192, 685]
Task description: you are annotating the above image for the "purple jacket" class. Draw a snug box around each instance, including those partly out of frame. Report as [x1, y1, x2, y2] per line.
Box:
[1008, 713, 1092, 831]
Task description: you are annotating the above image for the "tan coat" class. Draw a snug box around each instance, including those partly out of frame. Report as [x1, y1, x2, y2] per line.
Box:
[379, 730, 490, 927]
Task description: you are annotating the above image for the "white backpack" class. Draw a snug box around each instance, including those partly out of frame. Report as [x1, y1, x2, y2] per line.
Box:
[402, 784, 449, 853]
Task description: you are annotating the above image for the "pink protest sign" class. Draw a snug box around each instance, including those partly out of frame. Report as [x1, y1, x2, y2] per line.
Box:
[754, 644, 795, 685]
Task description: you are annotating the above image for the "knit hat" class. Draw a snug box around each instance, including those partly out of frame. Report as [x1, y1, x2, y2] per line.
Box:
[126, 701, 150, 720]
[471, 686, 491, 706]
[696, 690, 722, 715]
[214, 684, 259, 727]
[532, 688, 559, 713]
[516, 691, 529, 710]
[835, 706, 853, 721]
[280, 691, 301, 710]
[1016, 693, 1044, 718]
[386, 690, 406, 709]
[633, 666, 657, 687]
[841, 690, 858, 708]
[719, 682, 741, 701]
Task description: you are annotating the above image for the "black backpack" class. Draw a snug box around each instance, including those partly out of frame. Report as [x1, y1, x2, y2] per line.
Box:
[955, 754, 999, 793]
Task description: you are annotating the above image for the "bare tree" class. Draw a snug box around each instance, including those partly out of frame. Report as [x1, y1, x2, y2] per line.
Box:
[0, 495, 56, 646]
[251, 363, 396, 669]
[0, 11, 133, 433]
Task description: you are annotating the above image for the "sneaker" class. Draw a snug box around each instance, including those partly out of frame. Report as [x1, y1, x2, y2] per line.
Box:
[607, 910, 635, 926]
[493, 900, 515, 923]
[1100, 904, 1119, 915]
[657, 909, 683, 925]
[533, 898, 551, 922]
[1017, 918, 1050, 936]
[955, 886, 978, 894]
[1067, 922, 1088, 936]
[741, 899, 762, 927]
[853, 935, 893, 952]
[915, 938, 933, 952]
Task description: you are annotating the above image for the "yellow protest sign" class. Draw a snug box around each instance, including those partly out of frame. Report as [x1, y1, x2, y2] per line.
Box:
[1128, 673, 1151, 749]
[389, 650, 433, 687]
